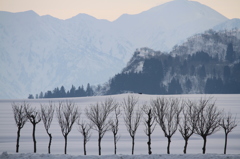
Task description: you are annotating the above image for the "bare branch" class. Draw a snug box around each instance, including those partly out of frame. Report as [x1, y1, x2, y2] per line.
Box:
[12, 102, 28, 153]
[142, 104, 156, 154]
[122, 95, 142, 155]
[40, 101, 55, 154]
[56, 100, 79, 136]
[178, 99, 198, 153]
[151, 97, 182, 154]
[179, 100, 198, 139]
[220, 111, 238, 154]
[12, 102, 28, 129]
[195, 97, 221, 137]
[24, 102, 41, 153]
[25, 104, 41, 125]
[56, 100, 79, 154]
[109, 104, 121, 154]
[85, 97, 116, 155]
[40, 101, 55, 133]
[220, 112, 237, 134]
[78, 119, 93, 143]
[194, 97, 222, 154]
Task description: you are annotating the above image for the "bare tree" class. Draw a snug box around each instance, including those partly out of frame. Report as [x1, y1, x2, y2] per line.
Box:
[122, 95, 142, 155]
[178, 100, 198, 154]
[194, 97, 222, 154]
[220, 112, 238, 154]
[85, 97, 116, 155]
[109, 104, 121, 154]
[12, 102, 28, 153]
[40, 102, 55, 154]
[56, 100, 79, 154]
[25, 104, 41, 153]
[142, 104, 156, 155]
[78, 118, 92, 155]
[152, 97, 182, 154]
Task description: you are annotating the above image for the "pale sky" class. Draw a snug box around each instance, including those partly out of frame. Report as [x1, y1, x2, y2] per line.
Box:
[0, 0, 239, 21]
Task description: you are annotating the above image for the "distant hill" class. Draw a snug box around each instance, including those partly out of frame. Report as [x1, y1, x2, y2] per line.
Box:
[106, 29, 240, 95]
[0, 0, 235, 99]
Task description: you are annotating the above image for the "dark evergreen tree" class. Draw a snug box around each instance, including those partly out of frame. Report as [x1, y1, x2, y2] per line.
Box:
[60, 86, 66, 97]
[190, 65, 195, 76]
[180, 60, 188, 75]
[223, 66, 231, 82]
[28, 94, 34, 99]
[44, 91, 53, 98]
[39, 92, 43, 99]
[205, 77, 224, 94]
[232, 63, 240, 82]
[52, 87, 60, 98]
[86, 83, 94, 96]
[191, 51, 211, 63]
[185, 78, 192, 93]
[198, 65, 206, 79]
[168, 78, 183, 94]
[70, 85, 76, 97]
[225, 43, 235, 62]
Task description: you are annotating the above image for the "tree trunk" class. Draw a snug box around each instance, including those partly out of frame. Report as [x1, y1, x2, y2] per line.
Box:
[147, 132, 152, 154]
[64, 135, 67, 154]
[114, 134, 117, 155]
[32, 124, 37, 153]
[132, 136, 135, 155]
[98, 133, 102, 155]
[224, 133, 228, 154]
[47, 132, 52, 154]
[83, 139, 86, 155]
[167, 136, 171, 154]
[202, 136, 207, 154]
[183, 138, 188, 154]
[16, 127, 21, 153]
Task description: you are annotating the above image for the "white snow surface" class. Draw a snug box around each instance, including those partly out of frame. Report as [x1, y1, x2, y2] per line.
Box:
[0, 0, 230, 99]
[0, 94, 239, 158]
[1, 151, 240, 159]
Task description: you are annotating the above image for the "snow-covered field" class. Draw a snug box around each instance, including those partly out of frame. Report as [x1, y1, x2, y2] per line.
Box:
[1, 152, 240, 159]
[0, 94, 239, 158]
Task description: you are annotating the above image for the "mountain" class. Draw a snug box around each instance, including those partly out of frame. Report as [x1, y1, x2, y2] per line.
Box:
[213, 18, 240, 31]
[0, 11, 132, 99]
[112, 0, 228, 51]
[0, 0, 233, 99]
[106, 29, 240, 95]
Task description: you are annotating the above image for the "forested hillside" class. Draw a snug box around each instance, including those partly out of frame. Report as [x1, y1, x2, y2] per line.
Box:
[33, 29, 240, 98]
[106, 29, 240, 95]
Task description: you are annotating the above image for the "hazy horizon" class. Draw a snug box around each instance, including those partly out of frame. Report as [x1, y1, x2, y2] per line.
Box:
[0, 0, 240, 21]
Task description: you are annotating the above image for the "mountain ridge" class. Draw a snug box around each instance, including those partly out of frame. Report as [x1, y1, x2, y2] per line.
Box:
[106, 29, 240, 95]
[0, 0, 237, 99]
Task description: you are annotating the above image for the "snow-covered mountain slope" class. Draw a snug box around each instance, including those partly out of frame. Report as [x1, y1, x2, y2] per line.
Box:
[112, 0, 228, 51]
[213, 18, 240, 31]
[0, 0, 234, 99]
[0, 11, 132, 99]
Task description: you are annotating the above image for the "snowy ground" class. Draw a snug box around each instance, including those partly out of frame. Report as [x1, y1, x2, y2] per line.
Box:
[1, 151, 240, 159]
[0, 94, 239, 158]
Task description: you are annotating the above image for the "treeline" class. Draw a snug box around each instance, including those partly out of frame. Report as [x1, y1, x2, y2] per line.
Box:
[28, 30, 240, 98]
[28, 84, 94, 99]
[13, 96, 237, 155]
[107, 42, 240, 95]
